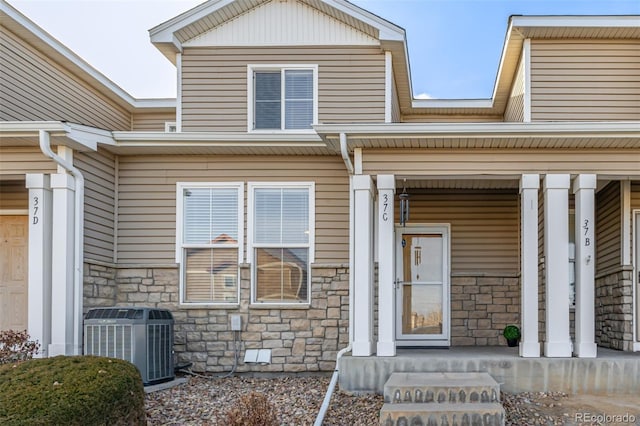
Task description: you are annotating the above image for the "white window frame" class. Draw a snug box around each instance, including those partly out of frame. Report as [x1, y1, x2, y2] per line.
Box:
[175, 182, 244, 306]
[247, 182, 315, 305]
[247, 64, 319, 134]
[165, 122, 177, 132]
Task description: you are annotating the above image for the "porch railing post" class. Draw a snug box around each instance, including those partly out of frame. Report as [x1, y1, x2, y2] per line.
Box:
[377, 175, 396, 356]
[520, 174, 540, 357]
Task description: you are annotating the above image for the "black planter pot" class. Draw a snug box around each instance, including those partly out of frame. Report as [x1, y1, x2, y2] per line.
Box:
[506, 338, 519, 347]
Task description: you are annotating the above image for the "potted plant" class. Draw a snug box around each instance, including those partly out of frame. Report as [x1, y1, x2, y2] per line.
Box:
[503, 325, 521, 347]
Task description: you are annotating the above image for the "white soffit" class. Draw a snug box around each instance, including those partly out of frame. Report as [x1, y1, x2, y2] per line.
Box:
[183, 0, 378, 47]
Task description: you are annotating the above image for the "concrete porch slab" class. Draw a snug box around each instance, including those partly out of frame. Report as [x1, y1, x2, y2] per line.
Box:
[340, 346, 640, 395]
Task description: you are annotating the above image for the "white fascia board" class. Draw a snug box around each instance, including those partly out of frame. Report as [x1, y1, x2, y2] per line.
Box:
[511, 15, 640, 28]
[64, 123, 115, 149]
[0, 121, 68, 135]
[0, 121, 113, 151]
[132, 98, 177, 109]
[112, 131, 325, 145]
[149, 0, 233, 42]
[315, 121, 640, 138]
[324, 0, 406, 41]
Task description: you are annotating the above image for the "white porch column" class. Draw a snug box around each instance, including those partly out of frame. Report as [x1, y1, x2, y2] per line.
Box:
[377, 175, 396, 356]
[543, 174, 572, 357]
[520, 174, 540, 357]
[573, 174, 597, 358]
[25, 174, 52, 358]
[49, 173, 76, 356]
[352, 175, 374, 356]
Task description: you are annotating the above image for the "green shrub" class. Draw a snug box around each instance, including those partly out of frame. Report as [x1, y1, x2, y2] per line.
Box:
[225, 391, 279, 426]
[0, 330, 39, 364]
[0, 355, 146, 425]
[503, 325, 521, 340]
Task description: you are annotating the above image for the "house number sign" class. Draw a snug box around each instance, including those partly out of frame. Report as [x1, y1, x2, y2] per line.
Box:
[582, 219, 591, 247]
[32, 196, 40, 225]
[382, 194, 389, 222]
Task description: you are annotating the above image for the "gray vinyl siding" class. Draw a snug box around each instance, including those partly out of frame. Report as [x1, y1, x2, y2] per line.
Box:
[530, 40, 640, 121]
[117, 155, 349, 265]
[181, 46, 385, 131]
[504, 52, 525, 122]
[402, 191, 519, 274]
[0, 28, 131, 130]
[0, 148, 56, 175]
[75, 149, 116, 263]
[132, 111, 177, 131]
[596, 181, 621, 274]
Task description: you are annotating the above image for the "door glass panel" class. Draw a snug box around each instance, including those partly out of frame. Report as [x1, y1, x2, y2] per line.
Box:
[401, 234, 444, 336]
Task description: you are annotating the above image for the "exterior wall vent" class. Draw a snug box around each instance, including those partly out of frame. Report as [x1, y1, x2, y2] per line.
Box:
[84, 307, 174, 385]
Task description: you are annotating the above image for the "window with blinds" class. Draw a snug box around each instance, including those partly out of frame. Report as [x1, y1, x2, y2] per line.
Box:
[251, 66, 316, 131]
[249, 184, 314, 304]
[178, 184, 243, 304]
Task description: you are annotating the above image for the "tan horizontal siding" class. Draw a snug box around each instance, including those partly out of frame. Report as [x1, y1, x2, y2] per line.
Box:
[181, 46, 385, 131]
[117, 155, 349, 265]
[75, 149, 116, 263]
[0, 28, 130, 130]
[531, 40, 640, 121]
[596, 181, 621, 273]
[0, 180, 27, 210]
[362, 149, 640, 176]
[132, 111, 176, 131]
[504, 52, 525, 122]
[0, 148, 56, 175]
[405, 192, 519, 273]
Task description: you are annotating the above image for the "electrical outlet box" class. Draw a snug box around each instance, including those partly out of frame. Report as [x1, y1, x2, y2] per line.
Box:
[230, 314, 242, 331]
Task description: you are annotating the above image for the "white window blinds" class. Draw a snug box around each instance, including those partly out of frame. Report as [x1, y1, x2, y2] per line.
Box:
[184, 188, 238, 244]
[254, 188, 309, 245]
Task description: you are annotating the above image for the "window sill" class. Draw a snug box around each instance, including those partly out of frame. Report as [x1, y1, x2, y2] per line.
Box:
[179, 303, 240, 310]
[249, 303, 309, 310]
[248, 129, 316, 135]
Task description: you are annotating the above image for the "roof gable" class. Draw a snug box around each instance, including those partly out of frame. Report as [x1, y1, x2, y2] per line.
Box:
[182, 0, 378, 47]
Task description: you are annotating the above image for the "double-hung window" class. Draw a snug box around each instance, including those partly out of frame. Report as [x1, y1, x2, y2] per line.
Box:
[248, 183, 315, 304]
[176, 183, 243, 305]
[249, 65, 318, 131]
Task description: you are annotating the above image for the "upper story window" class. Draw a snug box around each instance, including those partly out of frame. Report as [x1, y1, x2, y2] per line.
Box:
[176, 183, 244, 305]
[248, 65, 318, 132]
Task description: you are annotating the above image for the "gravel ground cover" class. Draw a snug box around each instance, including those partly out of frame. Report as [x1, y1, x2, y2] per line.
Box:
[146, 375, 636, 425]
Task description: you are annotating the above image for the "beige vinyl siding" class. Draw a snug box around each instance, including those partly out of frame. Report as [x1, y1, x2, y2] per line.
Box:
[362, 149, 640, 176]
[117, 155, 348, 265]
[504, 52, 525, 122]
[181, 46, 385, 131]
[596, 181, 621, 274]
[132, 111, 177, 131]
[530, 40, 640, 121]
[75, 149, 116, 263]
[0, 29, 130, 130]
[406, 191, 519, 273]
[0, 147, 56, 175]
[0, 180, 27, 210]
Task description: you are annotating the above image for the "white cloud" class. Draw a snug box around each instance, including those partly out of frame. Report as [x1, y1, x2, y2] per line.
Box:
[415, 92, 434, 99]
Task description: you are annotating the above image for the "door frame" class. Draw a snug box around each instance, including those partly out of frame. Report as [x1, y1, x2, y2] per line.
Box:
[395, 224, 451, 347]
[633, 210, 640, 352]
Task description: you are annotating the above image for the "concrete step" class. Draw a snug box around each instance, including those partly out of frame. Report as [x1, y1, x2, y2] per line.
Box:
[379, 402, 505, 426]
[384, 372, 500, 404]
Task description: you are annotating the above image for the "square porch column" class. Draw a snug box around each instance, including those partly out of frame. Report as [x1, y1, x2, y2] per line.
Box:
[49, 173, 76, 356]
[543, 174, 572, 357]
[25, 174, 52, 358]
[352, 175, 375, 356]
[573, 174, 597, 358]
[520, 174, 540, 357]
[377, 175, 396, 356]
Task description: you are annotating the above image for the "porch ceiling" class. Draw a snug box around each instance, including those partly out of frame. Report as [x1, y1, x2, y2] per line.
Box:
[392, 178, 520, 190]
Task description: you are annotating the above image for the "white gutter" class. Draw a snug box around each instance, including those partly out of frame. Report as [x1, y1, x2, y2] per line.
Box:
[39, 130, 85, 355]
[315, 133, 355, 426]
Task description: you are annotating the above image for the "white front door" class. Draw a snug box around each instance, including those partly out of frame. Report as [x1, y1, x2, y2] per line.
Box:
[395, 225, 450, 347]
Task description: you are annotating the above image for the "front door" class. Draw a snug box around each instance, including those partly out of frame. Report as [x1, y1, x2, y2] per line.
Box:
[395, 225, 450, 346]
[0, 215, 28, 331]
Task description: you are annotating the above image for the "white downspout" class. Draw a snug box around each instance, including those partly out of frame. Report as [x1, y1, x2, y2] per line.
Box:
[315, 133, 354, 426]
[39, 130, 85, 355]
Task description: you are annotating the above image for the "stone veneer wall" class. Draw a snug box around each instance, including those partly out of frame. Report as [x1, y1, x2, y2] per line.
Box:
[83, 262, 117, 311]
[595, 266, 634, 351]
[113, 264, 349, 373]
[450, 275, 520, 346]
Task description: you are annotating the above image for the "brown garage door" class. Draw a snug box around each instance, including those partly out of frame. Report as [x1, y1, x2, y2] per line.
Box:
[0, 216, 28, 331]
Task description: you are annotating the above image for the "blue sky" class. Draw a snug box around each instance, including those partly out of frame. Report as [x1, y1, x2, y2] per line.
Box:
[9, 0, 640, 99]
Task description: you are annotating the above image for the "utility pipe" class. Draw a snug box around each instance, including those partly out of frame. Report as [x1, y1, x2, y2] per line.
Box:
[39, 130, 85, 355]
[315, 135, 355, 426]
